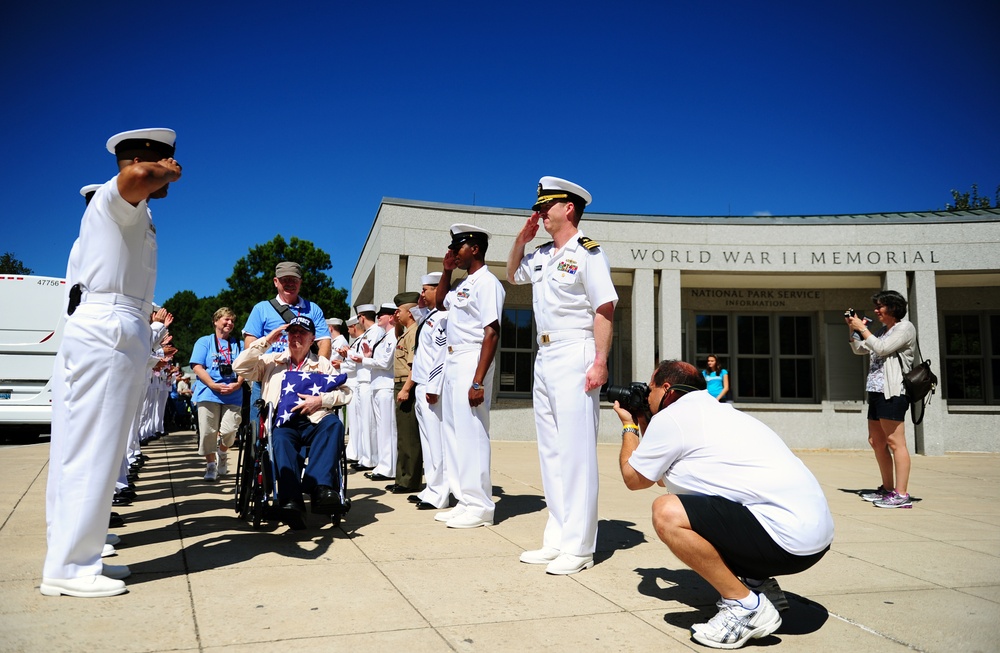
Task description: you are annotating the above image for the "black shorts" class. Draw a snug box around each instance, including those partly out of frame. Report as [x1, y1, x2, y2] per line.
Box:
[677, 494, 829, 580]
[867, 392, 909, 422]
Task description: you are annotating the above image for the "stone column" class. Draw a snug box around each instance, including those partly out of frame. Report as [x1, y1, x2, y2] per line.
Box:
[884, 270, 907, 297]
[658, 269, 682, 360]
[405, 255, 428, 292]
[910, 270, 944, 455]
[374, 253, 400, 306]
[632, 268, 655, 379]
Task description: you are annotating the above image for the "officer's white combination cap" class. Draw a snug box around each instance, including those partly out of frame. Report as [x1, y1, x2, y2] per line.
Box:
[533, 176, 592, 210]
[79, 183, 102, 197]
[450, 223, 491, 240]
[421, 271, 443, 286]
[106, 128, 177, 157]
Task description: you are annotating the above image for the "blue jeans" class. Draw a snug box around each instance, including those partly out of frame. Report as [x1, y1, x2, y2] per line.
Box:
[270, 413, 344, 505]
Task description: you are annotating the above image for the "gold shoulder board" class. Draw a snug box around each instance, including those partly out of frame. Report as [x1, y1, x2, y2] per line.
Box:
[578, 236, 600, 251]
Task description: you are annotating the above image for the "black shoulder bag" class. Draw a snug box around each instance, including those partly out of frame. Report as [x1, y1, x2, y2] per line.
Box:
[270, 299, 319, 355]
[900, 339, 937, 426]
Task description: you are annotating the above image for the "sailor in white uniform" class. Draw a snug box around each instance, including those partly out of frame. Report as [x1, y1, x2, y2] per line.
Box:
[344, 305, 383, 471]
[339, 317, 361, 462]
[507, 177, 618, 575]
[42, 128, 181, 598]
[433, 224, 505, 529]
[362, 303, 399, 481]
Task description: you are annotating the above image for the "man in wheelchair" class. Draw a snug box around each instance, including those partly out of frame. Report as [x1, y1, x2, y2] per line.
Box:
[233, 316, 352, 529]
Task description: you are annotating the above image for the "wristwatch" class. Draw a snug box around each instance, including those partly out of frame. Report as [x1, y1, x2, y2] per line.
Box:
[471, 382, 483, 391]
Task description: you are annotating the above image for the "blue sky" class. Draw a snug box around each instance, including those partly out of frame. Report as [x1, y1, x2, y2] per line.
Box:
[2, 1, 998, 303]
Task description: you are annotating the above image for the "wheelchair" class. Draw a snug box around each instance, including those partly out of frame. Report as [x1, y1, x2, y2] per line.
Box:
[234, 400, 350, 529]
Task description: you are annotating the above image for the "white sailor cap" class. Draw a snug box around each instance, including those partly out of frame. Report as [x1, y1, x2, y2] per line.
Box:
[377, 302, 397, 316]
[79, 183, 102, 197]
[355, 304, 377, 315]
[421, 271, 443, 286]
[533, 176, 592, 211]
[326, 317, 344, 327]
[106, 128, 177, 159]
[346, 316, 359, 327]
[449, 223, 490, 250]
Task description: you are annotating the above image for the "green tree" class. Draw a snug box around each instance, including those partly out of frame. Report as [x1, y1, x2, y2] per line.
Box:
[162, 290, 221, 365]
[946, 183, 999, 211]
[0, 252, 33, 274]
[218, 235, 349, 323]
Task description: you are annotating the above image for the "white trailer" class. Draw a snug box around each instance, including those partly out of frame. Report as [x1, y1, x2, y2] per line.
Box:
[0, 274, 67, 436]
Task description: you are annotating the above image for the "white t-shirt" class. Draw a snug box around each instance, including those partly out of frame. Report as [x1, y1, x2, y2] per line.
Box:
[444, 266, 505, 347]
[628, 390, 834, 555]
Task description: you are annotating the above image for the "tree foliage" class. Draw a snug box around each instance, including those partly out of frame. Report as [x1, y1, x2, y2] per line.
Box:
[162, 235, 349, 365]
[946, 184, 999, 211]
[0, 252, 33, 274]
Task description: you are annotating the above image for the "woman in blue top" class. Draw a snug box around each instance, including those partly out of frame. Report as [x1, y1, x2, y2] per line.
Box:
[190, 307, 245, 482]
[702, 355, 730, 402]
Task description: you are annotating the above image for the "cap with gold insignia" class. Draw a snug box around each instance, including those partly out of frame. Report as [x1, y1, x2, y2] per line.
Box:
[394, 291, 420, 307]
[533, 176, 592, 211]
[449, 223, 490, 251]
[106, 128, 177, 160]
[377, 302, 397, 316]
[421, 271, 443, 286]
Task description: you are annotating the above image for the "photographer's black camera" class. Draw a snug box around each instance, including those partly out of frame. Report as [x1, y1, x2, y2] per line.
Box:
[606, 382, 651, 416]
[218, 363, 234, 379]
[844, 308, 855, 318]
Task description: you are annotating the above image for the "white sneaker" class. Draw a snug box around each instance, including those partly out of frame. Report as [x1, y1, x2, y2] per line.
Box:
[40, 575, 127, 598]
[102, 563, 131, 580]
[692, 594, 782, 649]
[105, 533, 121, 546]
[434, 505, 466, 522]
[204, 462, 218, 482]
[446, 512, 493, 529]
[545, 553, 594, 575]
[217, 450, 229, 475]
[101, 543, 116, 558]
[519, 547, 561, 565]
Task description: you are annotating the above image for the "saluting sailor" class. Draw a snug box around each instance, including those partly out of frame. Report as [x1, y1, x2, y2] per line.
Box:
[506, 176, 618, 575]
[434, 224, 505, 528]
[43, 128, 181, 597]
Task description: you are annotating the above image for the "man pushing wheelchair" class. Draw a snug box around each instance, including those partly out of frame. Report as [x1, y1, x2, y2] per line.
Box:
[233, 315, 352, 529]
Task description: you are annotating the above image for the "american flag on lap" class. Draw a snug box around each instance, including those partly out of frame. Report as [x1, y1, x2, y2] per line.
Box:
[274, 371, 347, 427]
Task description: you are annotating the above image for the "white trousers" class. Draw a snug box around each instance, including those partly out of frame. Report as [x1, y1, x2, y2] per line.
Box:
[415, 385, 448, 508]
[154, 378, 168, 434]
[371, 385, 397, 477]
[352, 382, 376, 468]
[441, 349, 494, 518]
[44, 303, 151, 579]
[138, 379, 157, 442]
[344, 380, 359, 460]
[533, 339, 600, 556]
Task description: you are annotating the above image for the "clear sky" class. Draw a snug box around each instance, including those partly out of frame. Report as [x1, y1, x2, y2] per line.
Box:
[2, 1, 998, 303]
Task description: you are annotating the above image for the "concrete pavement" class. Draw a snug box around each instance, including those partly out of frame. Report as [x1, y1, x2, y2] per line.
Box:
[1, 432, 998, 652]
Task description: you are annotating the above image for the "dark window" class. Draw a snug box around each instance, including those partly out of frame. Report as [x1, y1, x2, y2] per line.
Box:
[499, 308, 534, 394]
[943, 313, 998, 404]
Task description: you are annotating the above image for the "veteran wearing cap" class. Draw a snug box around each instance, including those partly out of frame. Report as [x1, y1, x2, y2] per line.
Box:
[433, 224, 506, 528]
[389, 291, 422, 494]
[233, 316, 352, 529]
[360, 302, 399, 482]
[410, 273, 450, 510]
[342, 304, 383, 470]
[42, 128, 181, 598]
[506, 176, 618, 575]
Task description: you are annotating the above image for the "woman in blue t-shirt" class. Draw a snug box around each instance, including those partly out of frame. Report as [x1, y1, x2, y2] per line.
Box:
[702, 354, 729, 402]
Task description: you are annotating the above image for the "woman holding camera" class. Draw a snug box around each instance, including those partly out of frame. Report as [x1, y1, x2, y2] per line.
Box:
[846, 290, 916, 509]
[190, 307, 245, 481]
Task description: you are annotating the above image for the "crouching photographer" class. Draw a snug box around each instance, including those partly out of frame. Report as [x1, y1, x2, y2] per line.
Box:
[612, 360, 834, 650]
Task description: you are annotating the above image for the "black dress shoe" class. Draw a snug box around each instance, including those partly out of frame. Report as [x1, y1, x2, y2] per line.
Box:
[346, 459, 359, 465]
[351, 463, 375, 472]
[311, 485, 342, 514]
[407, 495, 421, 504]
[390, 485, 419, 494]
[117, 488, 137, 500]
[280, 502, 307, 530]
[365, 472, 393, 481]
[109, 514, 125, 528]
[112, 495, 132, 507]
[138, 454, 150, 461]
[415, 501, 438, 510]
[385, 483, 400, 491]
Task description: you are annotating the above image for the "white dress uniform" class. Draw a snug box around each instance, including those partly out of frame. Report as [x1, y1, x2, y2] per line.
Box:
[513, 230, 618, 558]
[44, 175, 157, 582]
[441, 265, 505, 521]
[364, 314, 398, 477]
[412, 307, 449, 508]
[350, 321, 384, 468]
[338, 325, 360, 461]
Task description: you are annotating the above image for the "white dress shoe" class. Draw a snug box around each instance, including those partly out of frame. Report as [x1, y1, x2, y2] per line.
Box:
[101, 543, 117, 558]
[546, 553, 594, 575]
[446, 512, 493, 529]
[102, 563, 131, 580]
[40, 575, 127, 598]
[434, 505, 466, 522]
[519, 547, 561, 564]
[106, 533, 121, 546]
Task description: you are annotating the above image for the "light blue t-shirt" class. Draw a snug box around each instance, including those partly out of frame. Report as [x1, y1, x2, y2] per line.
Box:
[703, 369, 728, 398]
[190, 334, 244, 405]
[241, 296, 331, 355]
